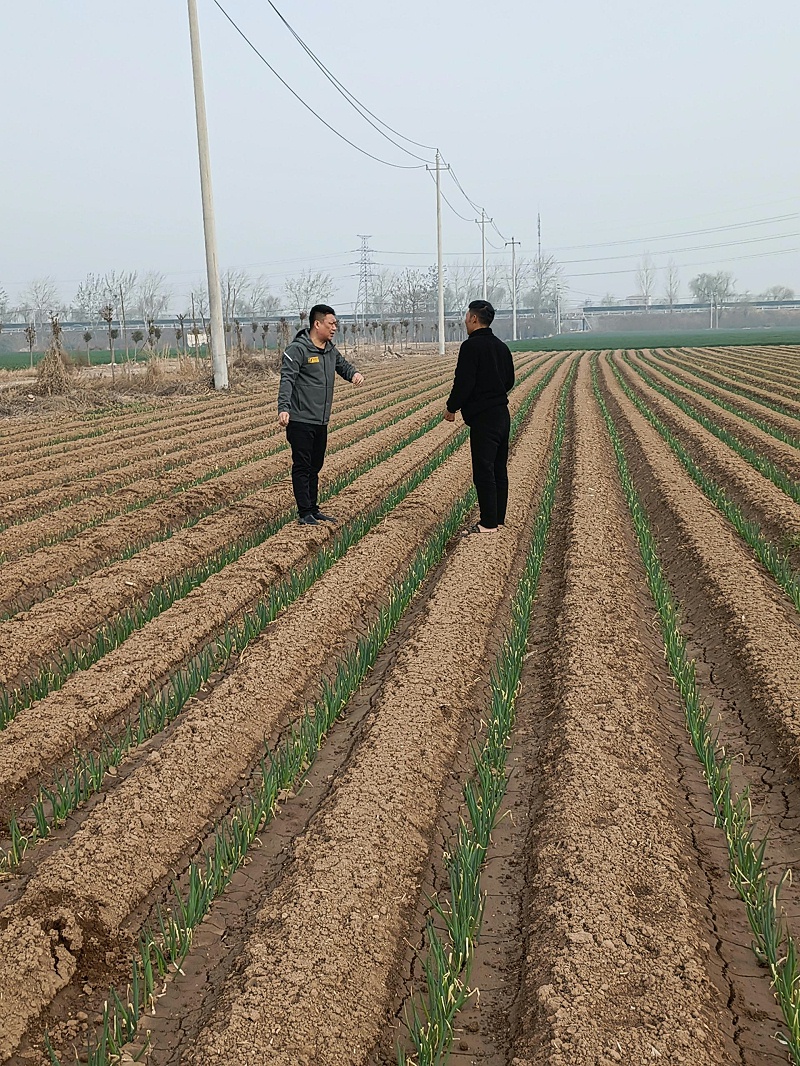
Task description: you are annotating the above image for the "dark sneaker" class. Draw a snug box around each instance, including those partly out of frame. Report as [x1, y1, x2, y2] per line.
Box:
[298, 513, 319, 526]
[313, 511, 336, 523]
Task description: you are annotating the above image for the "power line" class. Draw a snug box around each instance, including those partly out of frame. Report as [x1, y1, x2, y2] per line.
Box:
[550, 212, 799, 253]
[211, 4, 512, 255]
[446, 167, 483, 214]
[210, 0, 426, 170]
[562, 243, 800, 280]
[263, 0, 437, 159]
[426, 170, 473, 222]
[556, 229, 799, 266]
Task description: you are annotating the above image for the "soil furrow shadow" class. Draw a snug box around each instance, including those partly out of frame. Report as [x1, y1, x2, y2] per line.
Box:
[367, 372, 574, 1065]
[597, 367, 797, 1062]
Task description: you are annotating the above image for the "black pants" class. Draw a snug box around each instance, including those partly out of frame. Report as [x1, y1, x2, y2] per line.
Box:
[286, 421, 328, 517]
[469, 405, 510, 529]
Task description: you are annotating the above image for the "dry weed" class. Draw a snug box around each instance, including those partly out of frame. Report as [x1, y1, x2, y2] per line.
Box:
[35, 344, 74, 396]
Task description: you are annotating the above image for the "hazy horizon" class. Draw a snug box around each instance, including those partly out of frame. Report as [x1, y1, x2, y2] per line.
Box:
[2, 0, 798, 313]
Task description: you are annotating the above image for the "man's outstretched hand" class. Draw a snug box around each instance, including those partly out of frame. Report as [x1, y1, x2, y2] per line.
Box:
[278, 411, 290, 427]
[352, 373, 365, 385]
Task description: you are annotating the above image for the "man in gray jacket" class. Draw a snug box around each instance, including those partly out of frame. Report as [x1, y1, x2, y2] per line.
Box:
[278, 304, 364, 525]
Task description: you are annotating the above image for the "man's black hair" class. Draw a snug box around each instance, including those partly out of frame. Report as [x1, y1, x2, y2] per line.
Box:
[468, 299, 495, 326]
[309, 304, 336, 329]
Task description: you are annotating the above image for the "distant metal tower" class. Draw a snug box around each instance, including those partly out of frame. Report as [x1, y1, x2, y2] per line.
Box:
[356, 235, 373, 329]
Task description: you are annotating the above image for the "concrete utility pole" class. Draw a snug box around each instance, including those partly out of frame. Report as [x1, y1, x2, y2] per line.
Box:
[476, 208, 492, 300]
[427, 151, 448, 356]
[187, 0, 228, 390]
[505, 237, 520, 341]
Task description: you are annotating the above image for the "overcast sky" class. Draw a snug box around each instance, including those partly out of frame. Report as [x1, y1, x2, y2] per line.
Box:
[2, 0, 798, 311]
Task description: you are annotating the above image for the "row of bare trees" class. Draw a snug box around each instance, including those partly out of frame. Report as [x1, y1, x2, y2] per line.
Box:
[603, 256, 797, 309]
[2, 255, 567, 330]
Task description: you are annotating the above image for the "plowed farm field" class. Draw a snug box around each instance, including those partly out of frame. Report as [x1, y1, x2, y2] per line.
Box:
[1, 345, 799, 1066]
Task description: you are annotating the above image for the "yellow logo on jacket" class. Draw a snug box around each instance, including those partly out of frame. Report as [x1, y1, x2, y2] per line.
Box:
[308, 356, 320, 363]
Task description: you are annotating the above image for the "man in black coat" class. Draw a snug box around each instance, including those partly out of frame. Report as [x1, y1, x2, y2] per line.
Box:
[444, 299, 515, 534]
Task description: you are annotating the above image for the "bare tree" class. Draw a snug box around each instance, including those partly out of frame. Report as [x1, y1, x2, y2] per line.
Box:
[501, 256, 532, 316]
[220, 268, 249, 329]
[391, 268, 436, 340]
[21, 277, 61, 329]
[70, 274, 106, 325]
[446, 260, 481, 311]
[0, 288, 8, 320]
[100, 271, 137, 360]
[135, 271, 172, 321]
[690, 271, 736, 325]
[100, 270, 138, 313]
[189, 284, 209, 321]
[99, 304, 117, 380]
[283, 270, 334, 318]
[635, 254, 656, 307]
[663, 260, 681, 308]
[486, 265, 507, 308]
[242, 274, 280, 317]
[24, 323, 36, 369]
[762, 284, 795, 301]
[366, 269, 396, 318]
[522, 253, 564, 314]
[689, 272, 736, 303]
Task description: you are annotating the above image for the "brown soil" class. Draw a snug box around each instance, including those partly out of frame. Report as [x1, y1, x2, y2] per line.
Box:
[5, 346, 799, 1066]
[0, 374, 451, 558]
[0, 374, 464, 683]
[0, 366, 539, 820]
[675, 347, 800, 401]
[670, 348, 800, 410]
[0, 357, 562, 1062]
[628, 351, 800, 483]
[615, 354, 800, 558]
[599, 357, 800, 758]
[178, 360, 572, 1066]
[0, 360, 436, 501]
[0, 367, 449, 594]
[651, 350, 800, 440]
[0, 357, 541, 693]
[678, 347, 800, 400]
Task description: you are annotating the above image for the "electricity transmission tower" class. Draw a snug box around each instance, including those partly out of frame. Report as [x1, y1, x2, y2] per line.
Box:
[355, 235, 373, 330]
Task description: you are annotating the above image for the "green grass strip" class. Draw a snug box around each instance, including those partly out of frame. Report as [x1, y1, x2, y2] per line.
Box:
[42, 354, 560, 1066]
[620, 353, 800, 504]
[605, 355, 800, 613]
[2, 359, 566, 870]
[592, 355, 800, 1063]
[638, 350, 800, 450]
[397, 363, 575, 1066]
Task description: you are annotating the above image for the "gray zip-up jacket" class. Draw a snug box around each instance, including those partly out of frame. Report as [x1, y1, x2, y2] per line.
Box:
[277, 329, 358, 425]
